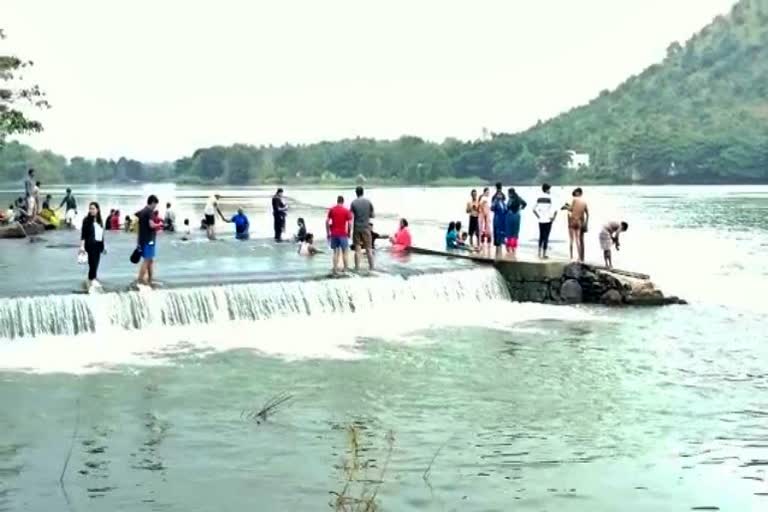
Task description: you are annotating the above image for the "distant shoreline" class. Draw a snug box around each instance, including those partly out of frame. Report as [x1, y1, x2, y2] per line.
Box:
[1, 178, 767, 192]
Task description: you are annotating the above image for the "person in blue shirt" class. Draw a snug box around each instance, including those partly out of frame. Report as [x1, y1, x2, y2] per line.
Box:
[223, 207, 250, 240]
[445, 221, 459, 250]
[491, 183, 508, 259]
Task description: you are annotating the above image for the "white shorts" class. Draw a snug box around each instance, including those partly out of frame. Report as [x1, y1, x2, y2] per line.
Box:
[65, 209, 76, 223]
[599, 230, 612, 251]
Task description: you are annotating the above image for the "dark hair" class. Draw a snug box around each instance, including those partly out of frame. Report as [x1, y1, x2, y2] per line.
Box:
[471, 189, 477, 195]
[573, 187, 583, 196]
[400, 218, 408, 228]
[337, 195, 344, 204]
[447, 221, 456, 233]
[125, 215, 130, 220]
[35, 181, 41, 187]
[455, 221, 462, 231]
[306, 233, 315, 244]
[495, 182, 502, 190]
[297, 217, 305, 225]
[184, 218, 190, 225]
[28, 169, 34, 176]
[166, 202, 171, 208]
[89, 201, 103, 226]
[483, 187, 489, 193]
[355, 186, 364, 197]
[66, 188, 71, 193]
[276, 188, 284, 194]
[109, 209, 115, 214]
[147, 194, 159, 205]
[621, 221, 629, 231]
[542, 183, 551, 193]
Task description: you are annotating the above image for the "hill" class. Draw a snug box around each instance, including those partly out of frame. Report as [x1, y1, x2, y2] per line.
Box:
[3, 0, 767, 185]
[514, 0, 768, 183]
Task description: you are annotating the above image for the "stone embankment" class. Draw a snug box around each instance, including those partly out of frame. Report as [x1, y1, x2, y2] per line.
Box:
[494, 260, 686, 306]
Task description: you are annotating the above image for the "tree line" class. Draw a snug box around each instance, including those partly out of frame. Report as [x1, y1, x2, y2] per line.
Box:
[3, 0, 768, 186]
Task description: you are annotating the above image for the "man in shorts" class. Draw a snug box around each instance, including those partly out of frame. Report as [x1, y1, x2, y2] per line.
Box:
[326, 195, 352, 274]
[59, 188, 78, 228]
[203, 193, 221, 240]
[136, 195, 163, 286]
[600, 221, 628, 269]
[466, 189, 480, 247]
[350, 186, 375, 271]
[567, 187, 589, 262]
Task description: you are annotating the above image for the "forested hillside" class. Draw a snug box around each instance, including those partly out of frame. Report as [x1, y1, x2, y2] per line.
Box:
[2, 0, 766, 185]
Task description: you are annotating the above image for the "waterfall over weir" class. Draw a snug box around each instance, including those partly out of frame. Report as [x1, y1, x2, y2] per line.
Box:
[0, 268, 510, 340]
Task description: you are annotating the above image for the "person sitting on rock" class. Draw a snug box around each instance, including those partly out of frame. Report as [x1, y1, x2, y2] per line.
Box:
[599, 221, 628, 269]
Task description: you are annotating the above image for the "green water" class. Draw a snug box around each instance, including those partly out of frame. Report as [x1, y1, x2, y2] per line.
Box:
[1, 186, 767, 511]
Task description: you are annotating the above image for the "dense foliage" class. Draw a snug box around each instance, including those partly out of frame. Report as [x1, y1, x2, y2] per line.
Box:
[2, 0, 767, 185]
[0, 29, 48, 148]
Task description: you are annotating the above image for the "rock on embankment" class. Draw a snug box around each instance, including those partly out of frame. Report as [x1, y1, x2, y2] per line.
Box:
[560, 263, 686, 306]
[495, 260, 686, 306]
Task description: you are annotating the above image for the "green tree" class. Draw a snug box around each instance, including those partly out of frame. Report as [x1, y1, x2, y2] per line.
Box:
[0, 29, 48, 146]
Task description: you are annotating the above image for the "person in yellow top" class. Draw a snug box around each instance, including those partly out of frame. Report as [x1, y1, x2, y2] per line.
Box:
[38, 200, 61, 229]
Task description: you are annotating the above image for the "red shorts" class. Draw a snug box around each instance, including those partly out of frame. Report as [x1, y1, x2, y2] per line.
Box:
[506, 237, 518, 249]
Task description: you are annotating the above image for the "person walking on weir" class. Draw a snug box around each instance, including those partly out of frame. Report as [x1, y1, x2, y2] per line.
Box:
[326, 195, 352, 274]
[272, 188, 287, 241]
[350, 186, 375, 271]
[135, 195, 162, 287]
[533, 183, 557, 259]
[79, 201, 106, 292]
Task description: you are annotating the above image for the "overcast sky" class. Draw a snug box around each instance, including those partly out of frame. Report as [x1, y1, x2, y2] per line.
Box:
[3, 0, 737, 161]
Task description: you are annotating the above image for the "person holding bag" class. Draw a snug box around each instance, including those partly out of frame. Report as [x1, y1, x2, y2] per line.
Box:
[79, 201, 106, 291]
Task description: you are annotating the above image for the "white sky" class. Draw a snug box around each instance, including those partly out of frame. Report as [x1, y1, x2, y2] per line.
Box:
[3, 0, 737, 161]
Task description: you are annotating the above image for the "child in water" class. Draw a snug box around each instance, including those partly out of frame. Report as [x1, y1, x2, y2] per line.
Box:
[298, 233, 319, 256]
[181, 219, 191, 241]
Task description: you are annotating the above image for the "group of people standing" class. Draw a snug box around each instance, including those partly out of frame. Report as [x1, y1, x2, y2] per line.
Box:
[458, 183, 629, 268]
[322, 186, 410, 275]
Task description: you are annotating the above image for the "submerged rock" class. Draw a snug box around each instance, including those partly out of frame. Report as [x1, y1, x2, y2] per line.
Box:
[601, 289, 623, 306]
[560, 279, 583, 304]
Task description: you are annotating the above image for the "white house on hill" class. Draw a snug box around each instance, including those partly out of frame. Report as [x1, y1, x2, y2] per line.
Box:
[566, 150, 590, 170]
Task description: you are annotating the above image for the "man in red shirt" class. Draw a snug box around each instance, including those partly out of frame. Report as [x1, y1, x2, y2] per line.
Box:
[326, 195, 352, 274]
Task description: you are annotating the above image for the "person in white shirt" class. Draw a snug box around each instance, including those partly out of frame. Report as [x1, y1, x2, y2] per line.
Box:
[297, 233, 319, 256]
[164, 202, 176, 232]
[203, 193, 221, 240]
[533, 183, 557, 259]
[181, 218, 192, 241]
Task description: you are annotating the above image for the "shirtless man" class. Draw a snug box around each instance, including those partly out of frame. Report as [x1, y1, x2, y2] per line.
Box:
[478, 187, 491, 254]
[564, 187, 589, 262]
[466, 189, 480, 247]
[600, 221, 628, 268]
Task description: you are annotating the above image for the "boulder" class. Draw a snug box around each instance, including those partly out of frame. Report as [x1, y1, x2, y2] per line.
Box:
[560, 279, 583, 304]
[601, 289, 623, 306]
[563, 262, 585, 280]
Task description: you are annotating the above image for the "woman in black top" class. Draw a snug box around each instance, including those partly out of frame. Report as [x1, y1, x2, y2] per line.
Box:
[79, 201, 106, 290]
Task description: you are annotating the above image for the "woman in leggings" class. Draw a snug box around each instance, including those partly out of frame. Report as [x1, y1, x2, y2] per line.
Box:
[79, 201, 106, 291]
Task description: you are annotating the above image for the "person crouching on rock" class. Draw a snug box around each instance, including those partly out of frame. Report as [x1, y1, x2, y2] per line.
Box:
[599, 221, 628, 269]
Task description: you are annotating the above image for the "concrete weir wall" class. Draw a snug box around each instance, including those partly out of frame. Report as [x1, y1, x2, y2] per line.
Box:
[407, 247, 685, 306]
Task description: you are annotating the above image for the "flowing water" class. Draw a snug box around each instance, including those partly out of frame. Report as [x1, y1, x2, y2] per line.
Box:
[0, 185, 767, 511]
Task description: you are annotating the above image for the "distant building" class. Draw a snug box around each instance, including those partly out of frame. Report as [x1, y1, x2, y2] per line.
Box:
[566, 150, 590, 170]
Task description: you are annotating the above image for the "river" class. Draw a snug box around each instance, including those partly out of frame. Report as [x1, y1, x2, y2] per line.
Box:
[0, 184, 766, 511]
